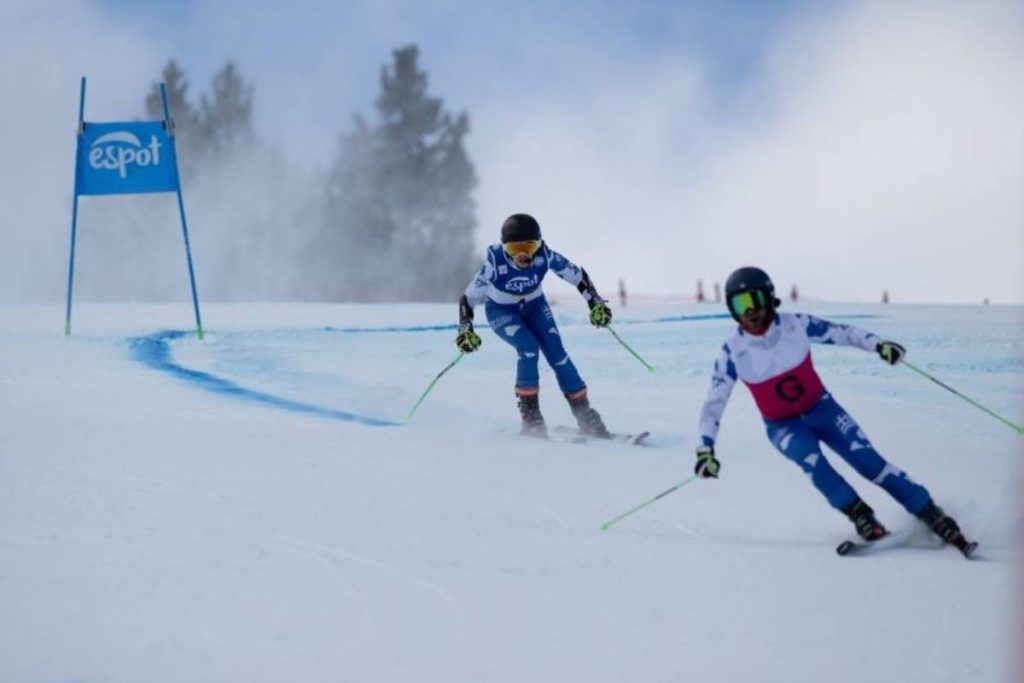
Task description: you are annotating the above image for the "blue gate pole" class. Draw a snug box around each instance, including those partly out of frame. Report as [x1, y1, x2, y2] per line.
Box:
[160, 83, 204, 340]
[64, 76, 86, 336]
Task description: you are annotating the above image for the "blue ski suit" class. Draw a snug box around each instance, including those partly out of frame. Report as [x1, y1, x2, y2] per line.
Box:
[464, 243, 590, 395]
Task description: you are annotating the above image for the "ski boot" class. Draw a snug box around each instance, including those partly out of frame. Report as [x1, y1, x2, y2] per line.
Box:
[916, 500, 976, 556]
[516, 391, 548, 439]
[566, 388, 610, 438]
[841, 499, 888, 541]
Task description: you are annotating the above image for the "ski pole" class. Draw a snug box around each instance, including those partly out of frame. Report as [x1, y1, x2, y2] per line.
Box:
[902, 360, 1023, 435]
[606, 325, 655, 373]
[599, 475, 699, 531]
[405, 353, 465, 423]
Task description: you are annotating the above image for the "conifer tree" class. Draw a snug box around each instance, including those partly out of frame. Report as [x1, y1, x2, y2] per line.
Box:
[144, 60, 203, 161]
[199, 62, 255, 158]
[321, 45, 477, 300]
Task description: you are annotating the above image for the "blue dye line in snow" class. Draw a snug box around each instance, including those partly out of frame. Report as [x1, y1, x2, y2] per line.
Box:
[652, 313, 732, 323]
[324, 323, 464, 333]
[324, 312, 879, 333]
[130, 312, 878, 423]
[652, 313, 880, 323]
[129, 330, 399, 427]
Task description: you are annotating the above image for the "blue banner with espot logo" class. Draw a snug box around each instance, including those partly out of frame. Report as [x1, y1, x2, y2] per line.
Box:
[75, 121, 179, 195]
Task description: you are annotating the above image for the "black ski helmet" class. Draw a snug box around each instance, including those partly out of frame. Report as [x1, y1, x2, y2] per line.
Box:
[724, 266, 781, 320]
[501, 214, 542, 243]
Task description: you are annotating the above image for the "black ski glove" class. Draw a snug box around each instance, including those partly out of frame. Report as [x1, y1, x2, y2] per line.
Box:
[577, 268, 612, 327]
[456, 324, 481, 353]
[589, 300, 613, 328]
[694, 446, 721, 478]
[456, 295, 481, 353]
[876, 341, 906, 365]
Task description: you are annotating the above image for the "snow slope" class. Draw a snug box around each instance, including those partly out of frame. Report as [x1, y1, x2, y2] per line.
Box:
[1, 301, 1021, 683]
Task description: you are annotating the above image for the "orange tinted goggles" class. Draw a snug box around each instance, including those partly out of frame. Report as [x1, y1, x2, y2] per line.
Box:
[503, 239, 542, 258]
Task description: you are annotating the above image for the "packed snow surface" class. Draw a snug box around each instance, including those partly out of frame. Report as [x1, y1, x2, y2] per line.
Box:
[1, 301, 1021, 682]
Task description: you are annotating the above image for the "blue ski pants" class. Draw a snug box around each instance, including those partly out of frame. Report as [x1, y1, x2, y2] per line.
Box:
[485, 295, 585, 395]
[765, 393, 931, 514]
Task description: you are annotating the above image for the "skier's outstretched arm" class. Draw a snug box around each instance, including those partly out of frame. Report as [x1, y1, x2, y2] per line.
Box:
[456, 257, 492, 353]
[695, 344, 737, 478]
[797, 314, 905, 365]
[576, 268, 613, 327]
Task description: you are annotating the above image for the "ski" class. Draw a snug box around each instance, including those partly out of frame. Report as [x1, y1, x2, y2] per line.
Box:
[950, 535, 980, 559]
[836, 527, 979, 559]
[498, 426, 650, 445]
[554, 425, 651, 445]
[836, 528, 916, 556]
[497, 427, 586, 444]
[538, 432, 587, 444]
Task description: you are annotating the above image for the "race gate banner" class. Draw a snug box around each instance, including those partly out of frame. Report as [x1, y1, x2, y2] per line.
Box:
[75, 121, 179, 196]
[66, 78, 203, 339]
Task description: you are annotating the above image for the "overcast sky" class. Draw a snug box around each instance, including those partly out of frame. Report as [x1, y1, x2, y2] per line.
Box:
[2, 0, 1022, 304]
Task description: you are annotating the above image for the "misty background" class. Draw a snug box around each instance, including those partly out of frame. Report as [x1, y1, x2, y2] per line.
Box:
[1, 0, 1022, 305]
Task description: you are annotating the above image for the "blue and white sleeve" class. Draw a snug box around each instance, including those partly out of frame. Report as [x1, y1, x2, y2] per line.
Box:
[545, 246, 584, 288]
[698, 343, 738, 448]
[464, 252, 495, 307]
[798, 314, 881, 352]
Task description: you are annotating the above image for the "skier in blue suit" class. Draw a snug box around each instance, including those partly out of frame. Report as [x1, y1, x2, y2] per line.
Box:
[456, 214, 613, 438]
